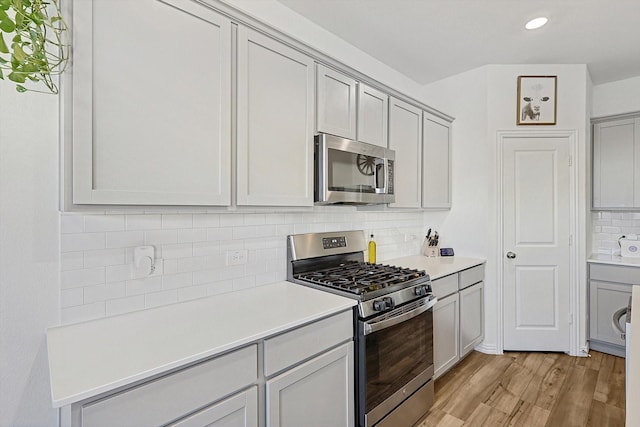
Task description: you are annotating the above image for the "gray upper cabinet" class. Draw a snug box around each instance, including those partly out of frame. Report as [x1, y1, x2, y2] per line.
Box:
[592, 116, 640, 209]
[422, 113, 452, 209]
[316, 64, 358, 140]
[316, 65, 388, 147]
[388, 97, 423, 208]
[357, 84, 389, 147]
[236, 27, 315, 206]
[71, 0, 232, 206]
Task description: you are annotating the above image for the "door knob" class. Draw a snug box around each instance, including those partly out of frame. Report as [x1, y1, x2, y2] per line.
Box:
[506, 251, 516, 259]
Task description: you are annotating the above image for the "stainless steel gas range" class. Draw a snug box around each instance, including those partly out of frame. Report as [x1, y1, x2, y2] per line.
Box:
[287, 231, 437, 427]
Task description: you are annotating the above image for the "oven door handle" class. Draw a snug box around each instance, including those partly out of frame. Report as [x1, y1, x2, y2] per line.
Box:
[363, 296, 437, 336]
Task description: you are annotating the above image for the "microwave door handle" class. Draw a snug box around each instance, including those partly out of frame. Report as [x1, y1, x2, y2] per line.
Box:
[374, 159, 388, 193]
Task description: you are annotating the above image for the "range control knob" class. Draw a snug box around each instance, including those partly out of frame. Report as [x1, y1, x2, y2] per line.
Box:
[373, 297, 395, 311]
[414, 285, 428, 296]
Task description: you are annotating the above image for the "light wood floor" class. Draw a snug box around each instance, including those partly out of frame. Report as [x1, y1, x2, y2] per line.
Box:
[416, 350, 626, 427]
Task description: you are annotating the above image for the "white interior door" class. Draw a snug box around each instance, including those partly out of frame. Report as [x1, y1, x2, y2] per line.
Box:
[502, 135, 571, 351]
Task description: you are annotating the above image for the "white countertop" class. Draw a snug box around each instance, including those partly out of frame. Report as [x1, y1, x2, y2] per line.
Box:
[385, 256, 485, 280]
[588, 254, 640, 267]
[46, 281, 355, 408]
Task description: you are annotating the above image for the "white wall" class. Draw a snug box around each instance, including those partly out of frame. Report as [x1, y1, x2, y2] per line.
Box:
[0, 87, 60, 424]
[592, 75, 640, 117]
[420, 64, 591, 355]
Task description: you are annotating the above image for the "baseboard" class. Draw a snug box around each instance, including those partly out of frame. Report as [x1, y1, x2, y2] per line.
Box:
[474, 342, 500, 355]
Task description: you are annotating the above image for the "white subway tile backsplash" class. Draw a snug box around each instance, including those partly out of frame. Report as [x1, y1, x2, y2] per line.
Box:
[61, 233, 105, 253]
[144, 229, 178, 245]
[61, 288, 84, 308]
[58, 210, 427, 324]
[106, 295, 145, 316]
[193, 214, 220, 228]
[85, 215, 125, 232]
[178, 228, 207, 243]
[126, 214, 162, 230]
[61, 252, 84, 271]
[206, 227, 233, 241]
[178, 285, 208, 301]
[162, 214, 193, 229]
[106, 264, 134, 283]
[61, 302, 105, 324]
[61, 215, 85, 234]
[162, 243, 193, 259]
[592, 209, 640, 254]
[145, 290, 178, 308]
[106, 231, 145, 249]
[61, 267, 105, 289]
[84, 248, 126, 268]
[127, 277, 162, 296]
[162, 272, 193, 289]
[84, 282, 126, 303]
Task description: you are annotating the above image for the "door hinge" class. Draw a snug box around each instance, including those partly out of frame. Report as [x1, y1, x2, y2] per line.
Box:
[569, 234, 573, 246]
[569, 155, 573, 167]
[569, 313, 573, 325]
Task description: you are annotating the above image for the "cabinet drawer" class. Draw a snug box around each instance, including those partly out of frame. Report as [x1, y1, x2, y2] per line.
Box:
[264, 310, 353, 377]
[81, 345, 258, 427]
[590, 263, 640, 284]
[459, 265, 485, 290]
[431, 274, 458, 300]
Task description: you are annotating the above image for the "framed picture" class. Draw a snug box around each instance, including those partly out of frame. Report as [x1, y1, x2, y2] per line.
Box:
[517, 75, 557, 125]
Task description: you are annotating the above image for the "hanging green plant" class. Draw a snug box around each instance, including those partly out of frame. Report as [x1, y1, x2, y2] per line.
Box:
[0, 0, 69, 94]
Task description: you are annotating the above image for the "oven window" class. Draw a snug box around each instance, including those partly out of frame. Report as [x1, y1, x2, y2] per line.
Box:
[364, 309, 433, 412]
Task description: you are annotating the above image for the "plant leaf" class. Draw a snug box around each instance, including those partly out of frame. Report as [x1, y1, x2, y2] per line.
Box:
[8, 71, 26, 83]
[0, 32, 8, 53]
[0, 16, 15, 32]
[16, 84, 27, 92]
[12, 43, 26, 62]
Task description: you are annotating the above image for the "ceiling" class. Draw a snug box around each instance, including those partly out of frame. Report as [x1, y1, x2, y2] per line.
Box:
[275, 0, 640, 86]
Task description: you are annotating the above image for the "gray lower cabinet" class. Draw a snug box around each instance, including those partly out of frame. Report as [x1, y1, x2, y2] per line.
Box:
[589, 263, 636, 357]
[266, 342, 354, 427]
[78, 345, 258, 427]
[70, 310, 354, 427]
[168, 387, 258, 427]
[459, 281, 484, 357]
[433, 292, 459, 379]
[431, 264, 485, 379]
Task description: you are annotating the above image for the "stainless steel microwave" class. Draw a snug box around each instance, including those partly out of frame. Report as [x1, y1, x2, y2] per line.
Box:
[315, 133, 395, 205]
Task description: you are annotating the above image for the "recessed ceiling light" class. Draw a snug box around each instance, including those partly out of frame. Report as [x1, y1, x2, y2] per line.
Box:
[525, 17, 548, 30]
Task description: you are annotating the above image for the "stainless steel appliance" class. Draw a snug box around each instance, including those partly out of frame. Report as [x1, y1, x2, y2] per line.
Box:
[315, 133, 395, 205]
[287, 231, 436, 427]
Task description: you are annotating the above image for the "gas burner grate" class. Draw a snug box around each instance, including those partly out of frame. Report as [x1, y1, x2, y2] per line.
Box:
[295, 261, 426, 295]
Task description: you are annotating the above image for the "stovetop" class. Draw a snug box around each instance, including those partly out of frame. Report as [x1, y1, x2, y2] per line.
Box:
[287, 230, 434, 318]
[295, 261, 427, 296]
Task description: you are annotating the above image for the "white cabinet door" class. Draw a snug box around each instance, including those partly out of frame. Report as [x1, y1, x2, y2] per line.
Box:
[388, 98, 422, 208]
[459, 281, 484, 357]
[422, 113, 452, 209]
[169, 387, 258, 427]
[592, 117, 640, 208]
[433, 293, 459, 379]
[72, 0, 231, 206]
[357, 84, 388, 147]
[589, 280, 632, 347]
[266, 342, 354, 427]
[316, 64, 357, 140]
[237, 27, 315, 206]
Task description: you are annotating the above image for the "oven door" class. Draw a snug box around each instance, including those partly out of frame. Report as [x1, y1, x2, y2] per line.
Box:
[358, 296, 436, 427]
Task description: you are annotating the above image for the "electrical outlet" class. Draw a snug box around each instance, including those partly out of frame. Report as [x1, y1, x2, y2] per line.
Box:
[226, 250, 248, 266]
[404, 234, 416, 242]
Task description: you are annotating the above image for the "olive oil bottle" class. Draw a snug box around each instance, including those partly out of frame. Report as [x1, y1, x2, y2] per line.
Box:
[368, 234, 376, 264]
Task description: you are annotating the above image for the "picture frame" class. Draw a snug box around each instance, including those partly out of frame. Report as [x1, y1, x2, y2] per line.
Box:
[517, 75, 557, 125]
